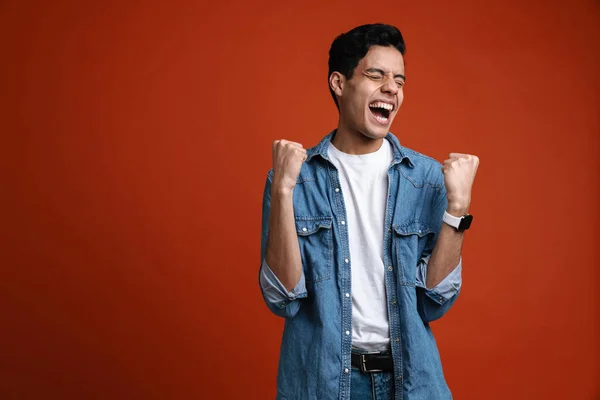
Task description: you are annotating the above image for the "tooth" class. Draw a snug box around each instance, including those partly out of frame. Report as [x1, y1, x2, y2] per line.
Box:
[369, 102, 394, 110]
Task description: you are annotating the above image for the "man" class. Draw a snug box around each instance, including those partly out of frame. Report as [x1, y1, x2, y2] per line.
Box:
[259, 23, 478, 399]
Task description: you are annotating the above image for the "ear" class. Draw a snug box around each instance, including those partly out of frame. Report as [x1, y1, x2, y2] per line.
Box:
[329, 71, 344, 98]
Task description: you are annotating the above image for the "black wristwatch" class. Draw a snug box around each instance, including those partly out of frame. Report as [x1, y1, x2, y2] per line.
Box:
[442, 211, 473, 231]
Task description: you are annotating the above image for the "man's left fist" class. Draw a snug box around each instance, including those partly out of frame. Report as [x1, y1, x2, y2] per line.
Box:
[442, 153, 479, 215]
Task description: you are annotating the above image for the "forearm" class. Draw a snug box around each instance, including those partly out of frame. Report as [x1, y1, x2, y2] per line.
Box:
[430, 151, 479, 288]
[426, 206, 466, 288]
[265, 184, 303, 291]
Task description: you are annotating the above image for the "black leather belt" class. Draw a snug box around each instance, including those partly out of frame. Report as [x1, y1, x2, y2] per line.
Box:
[351, 351, 393, 373]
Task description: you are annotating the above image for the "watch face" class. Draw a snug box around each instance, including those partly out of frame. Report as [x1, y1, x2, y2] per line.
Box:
[458, 215, 473, 231]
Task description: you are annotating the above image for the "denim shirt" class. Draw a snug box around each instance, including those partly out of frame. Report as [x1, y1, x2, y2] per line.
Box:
[259, 131, 461, 400]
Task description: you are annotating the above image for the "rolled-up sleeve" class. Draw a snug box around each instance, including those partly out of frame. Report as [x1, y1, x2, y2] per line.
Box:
[416, 256, 462, 323]
[416, 255, 462, 302]
[260, 259, 308, 307]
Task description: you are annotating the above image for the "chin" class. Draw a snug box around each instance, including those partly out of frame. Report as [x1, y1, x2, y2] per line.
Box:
[360, 114, 394, 139]
[361, 125, 390, 140]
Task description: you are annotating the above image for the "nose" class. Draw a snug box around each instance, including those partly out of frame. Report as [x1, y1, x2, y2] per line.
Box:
[381, 76, 399, 96]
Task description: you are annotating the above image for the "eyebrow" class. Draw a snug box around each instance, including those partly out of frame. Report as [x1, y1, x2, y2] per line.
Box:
[365, 68, 406, 81]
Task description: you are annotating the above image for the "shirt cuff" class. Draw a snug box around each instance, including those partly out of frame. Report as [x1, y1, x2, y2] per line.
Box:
[417, 256, 462, 302]
[259, 259, 307, 305]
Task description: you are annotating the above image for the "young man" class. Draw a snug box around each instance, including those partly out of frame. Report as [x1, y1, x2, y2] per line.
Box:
[259, 23, 478, 399]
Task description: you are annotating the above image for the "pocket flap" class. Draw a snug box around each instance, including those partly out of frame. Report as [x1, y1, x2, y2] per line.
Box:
[295, 216, 333, 236]
[392, 221, 433, 237]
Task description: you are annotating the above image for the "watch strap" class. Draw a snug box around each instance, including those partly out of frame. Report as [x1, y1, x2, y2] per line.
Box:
[443, 211, 462, 229]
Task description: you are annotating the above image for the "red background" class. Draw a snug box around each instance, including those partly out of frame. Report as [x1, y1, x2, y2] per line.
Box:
[1, 1, 598, 399]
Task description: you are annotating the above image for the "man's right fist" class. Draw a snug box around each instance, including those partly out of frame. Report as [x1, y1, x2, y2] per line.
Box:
[272, 139, 307, 192]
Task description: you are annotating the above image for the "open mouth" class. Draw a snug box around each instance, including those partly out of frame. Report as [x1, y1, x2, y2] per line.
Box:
[369, 101, 394, 124]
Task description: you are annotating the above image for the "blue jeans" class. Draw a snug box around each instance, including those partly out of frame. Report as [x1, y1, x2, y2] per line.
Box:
[350, 366, 394, 400]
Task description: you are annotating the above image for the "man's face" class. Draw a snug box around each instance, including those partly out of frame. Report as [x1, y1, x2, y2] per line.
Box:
[336, 45, 405, 140]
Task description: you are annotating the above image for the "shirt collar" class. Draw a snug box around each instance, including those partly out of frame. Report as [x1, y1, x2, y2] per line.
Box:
[306, 130, 415, 168]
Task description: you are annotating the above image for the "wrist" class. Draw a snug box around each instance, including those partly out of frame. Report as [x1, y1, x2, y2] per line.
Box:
[446, 205, 469, 217]
[271, 182, 294, 198]
[446, 196, 470, 216]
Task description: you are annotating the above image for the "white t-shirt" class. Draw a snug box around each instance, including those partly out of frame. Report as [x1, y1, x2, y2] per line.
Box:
[328, 139, 394, 351]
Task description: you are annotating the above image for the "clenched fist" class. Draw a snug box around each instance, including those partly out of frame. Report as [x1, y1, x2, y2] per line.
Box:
[442, 153, 479, 215]
[272, 139, 307, 193]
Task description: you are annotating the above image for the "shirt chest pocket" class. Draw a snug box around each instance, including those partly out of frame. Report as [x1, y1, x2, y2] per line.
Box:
[392, 222, 434, 286]
[295, 216, 333, 284]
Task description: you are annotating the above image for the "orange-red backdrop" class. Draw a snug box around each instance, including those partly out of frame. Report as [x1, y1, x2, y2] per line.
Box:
[1, 1, 598, 399]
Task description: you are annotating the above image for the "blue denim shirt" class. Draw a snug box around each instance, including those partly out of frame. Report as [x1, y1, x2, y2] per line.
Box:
[259, 131, 462, 400]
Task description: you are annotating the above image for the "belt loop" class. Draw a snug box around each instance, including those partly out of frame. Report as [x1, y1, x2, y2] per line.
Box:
[360, 354, 367, 373]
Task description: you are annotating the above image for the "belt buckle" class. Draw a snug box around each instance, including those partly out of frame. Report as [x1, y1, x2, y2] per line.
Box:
[359, 353, 383, 373]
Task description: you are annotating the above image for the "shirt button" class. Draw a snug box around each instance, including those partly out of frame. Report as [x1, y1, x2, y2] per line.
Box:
[388, 266, 393, 271]
[345, 293, 350, 298]
[394, 338, 399, 342]
[302, 227, 307, 232]
[418, 230, 422, 234]
[345, 330, 350, 335]
[397, 375, 402, 381]
[341, 220, 346, 225]
[344, 368, 349, 374]
[335, 188, 340, 192]
[344, 258, 349, 263]
[392, 299, 397, 305]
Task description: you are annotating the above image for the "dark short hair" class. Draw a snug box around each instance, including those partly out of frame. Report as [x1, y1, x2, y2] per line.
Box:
[328, 23, 406, 109]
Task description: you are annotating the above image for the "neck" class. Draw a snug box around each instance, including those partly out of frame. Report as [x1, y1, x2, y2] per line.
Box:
[331, 120, 384, 155]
